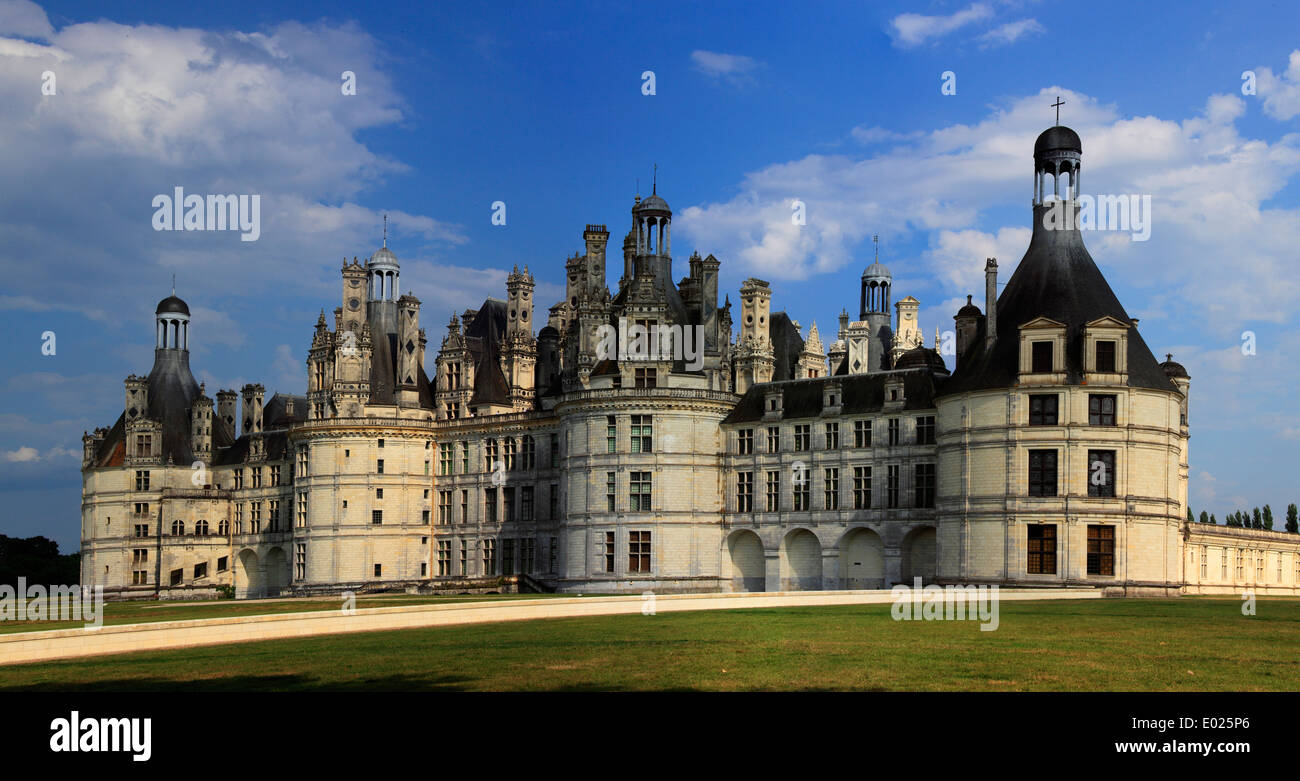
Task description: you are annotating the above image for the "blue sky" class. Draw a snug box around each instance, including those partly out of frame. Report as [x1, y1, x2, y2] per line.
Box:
[3, 0, 1300, 551]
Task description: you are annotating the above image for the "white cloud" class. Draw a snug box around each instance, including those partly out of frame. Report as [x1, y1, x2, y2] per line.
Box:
[2, 445, 39, 462]
[1255, 50, 1300, 120]
[0, 0, 53, 40]
[889, 3, 993, 47]
[978, 19, 1044, 48]
[690, 50, 761, 86]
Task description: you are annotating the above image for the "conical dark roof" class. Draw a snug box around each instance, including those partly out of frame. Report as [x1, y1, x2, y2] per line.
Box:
[942, 202, 1176, 395]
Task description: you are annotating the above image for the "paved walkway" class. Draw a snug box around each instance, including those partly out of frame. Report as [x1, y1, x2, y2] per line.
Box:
[0, 588, 1103, 666]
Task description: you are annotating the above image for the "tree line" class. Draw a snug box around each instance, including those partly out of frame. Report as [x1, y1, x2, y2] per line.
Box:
[1186, 504, 1300, 532]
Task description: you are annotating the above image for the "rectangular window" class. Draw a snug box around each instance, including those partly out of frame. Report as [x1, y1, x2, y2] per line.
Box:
[134, 524, 149, 538]
[738, 428, 754, 454]
[135, 470, 150, 491]
[252, 467, 262, 488]
[606, 416, 619, 453]
[438, 491, 452, 525]
[234, 469, 244, 490]
[219, 555, 229, 573]
[372, 509, 382, 525]
[634, 368, 657, 388]
[767, 427, 780, 453]
[374, 563, 382, 578]
[914, 464, 936, 508]
[376, 459, 384, 474]
[502, 538, 516, 575]
[297, 492, 308, 528]
[461, 441, 469, 473]
[916, 416, 936, 445]
[791, 424, 810, 452]
[1027, 525, 1057, 574]
[630, 472, 652, 512]
[793, 476, 810, 511]
[485, 439, 498, 471]
[1031, 341, 1053, 373]
[1087, 525, 1115, 575]
[485, 488, 498, 522]
[1095, 340, 1116, 373]
[886, 465, 900, 509]
[766, 470, 780, 512]
[824, 422, 839, 450]
[606, 471, 616, 512]
[1087, 450, 1116, 498]
[270, 465, 281, 486]
[503, 487, 516, 523]
[482, 539, 496, 575]
[549, 537, 558, 574]
[170, 568, 183, 586]
[439, 443, 454, 475]
[460, 541, 469, 576]
[1028, 450, 1058, 497]
[854, 420, 872, 448]
[1223, 550, 1229, 580]
[853, 466, 872, 509]
[629, 531, 651, 573]
[521, 539, 536, 575]
[630, 415, 653, 453]
[550, 433, 560, 468]
[888, 419, 900, 446]
[1089, 394, 1117, 426]
[1029, 394, 1059, 426]
[194, 562, 208, 580]
[132, 548, 148, 564]
[504, 438, 517, 471]
[823, 468, 839, 510]
[521, 486, 534, 522]
[737, 471, 754, 512]
[549, 483, 558, 520]
[603, 531, 615, 573]
[132, 570, 148, 585]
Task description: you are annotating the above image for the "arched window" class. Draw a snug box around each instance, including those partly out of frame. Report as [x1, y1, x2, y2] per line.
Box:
[171, 519, 185, 535]
[195, 519, 210, 535]
[218, 519, 230, 535]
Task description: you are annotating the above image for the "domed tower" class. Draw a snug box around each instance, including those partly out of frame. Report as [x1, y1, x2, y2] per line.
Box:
[139, 290, 201, 464]
[367, 226, 401, 338]
[936, 122, 1188, 595]
[847, 237, 893, 374]
[632, 181, 673, 286]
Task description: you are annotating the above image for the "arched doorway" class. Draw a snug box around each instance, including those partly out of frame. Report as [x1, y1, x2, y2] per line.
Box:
[235, 549, 263, 599]
[780, 529, 822, 591]
[901, 526, 937, 585]
[839, 527, 885, 589]
[264, 547, 289, 597]
[725, 529, 765, 592]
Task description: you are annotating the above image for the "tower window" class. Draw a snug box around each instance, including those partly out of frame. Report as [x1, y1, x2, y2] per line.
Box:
[1088, 394, 1117, 426]
[1027, 525, 1057, 574]
[1029, 395, 1059, 426]
[1028, 450, 1058, 497]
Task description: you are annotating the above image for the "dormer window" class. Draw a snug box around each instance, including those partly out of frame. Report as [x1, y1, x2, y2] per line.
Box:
[1095, 341, 1116, 373]
[1031, 342, 1053, 373]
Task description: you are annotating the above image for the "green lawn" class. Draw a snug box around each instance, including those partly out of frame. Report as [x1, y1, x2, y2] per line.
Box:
[0, 592, 573, 635]
[1, 597, 1297, 691]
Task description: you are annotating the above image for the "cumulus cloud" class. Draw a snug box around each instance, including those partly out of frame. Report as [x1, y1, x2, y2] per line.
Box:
[0, 0, 53, 40]
[889, 3, 993, 47]
[1255, 49, 1300, 120]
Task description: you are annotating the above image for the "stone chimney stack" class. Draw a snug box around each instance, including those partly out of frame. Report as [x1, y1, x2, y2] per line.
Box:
[984, 258, 998, 349]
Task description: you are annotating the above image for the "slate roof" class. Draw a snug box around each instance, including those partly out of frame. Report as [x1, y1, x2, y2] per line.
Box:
[722, 369, 942, 425]
[940, 203, 1177, 396]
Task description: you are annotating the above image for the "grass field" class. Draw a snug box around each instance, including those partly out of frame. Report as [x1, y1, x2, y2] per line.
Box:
[1, 596, 1297, 691]
[0, 592, 574, 635]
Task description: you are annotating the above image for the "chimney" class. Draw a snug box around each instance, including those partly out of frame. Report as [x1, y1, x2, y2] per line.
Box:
[984, 258, 998, 349]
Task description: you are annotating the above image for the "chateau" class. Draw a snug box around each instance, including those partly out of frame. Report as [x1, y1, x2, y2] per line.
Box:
[80, 126, 1300, 598]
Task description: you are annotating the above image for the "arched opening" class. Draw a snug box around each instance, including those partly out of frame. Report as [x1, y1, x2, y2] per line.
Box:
[264, 547, 289, 597]
[901, 526, 937, 585]
[235, 549, 263, 599]
[838, 527, 885, 589]
[779, 528, 822, 591]
[725, 529, 765, 592]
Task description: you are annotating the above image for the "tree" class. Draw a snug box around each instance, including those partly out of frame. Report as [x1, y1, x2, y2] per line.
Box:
[1263, 504, 1274, 531]
[1210, 513, 1218, 525]
[1287, 503, 1298, 534]
[1199, 510, 1209, 524]
[1253, 507, 1263, 529]
[1227, 512, 1240, 528]
[1187, 507, 1195, 524]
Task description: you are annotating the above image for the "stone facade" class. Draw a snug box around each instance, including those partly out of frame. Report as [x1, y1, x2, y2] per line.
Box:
[80, 127, 1300, 599]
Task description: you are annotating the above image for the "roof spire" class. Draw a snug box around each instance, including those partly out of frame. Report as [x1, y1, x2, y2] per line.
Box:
[652, 164, 657, 195]
[1052, 95, 1065, 125]
[873, 234, 879, 262]
[382, 214, 388, 248]
[171, 274, 175, 296]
